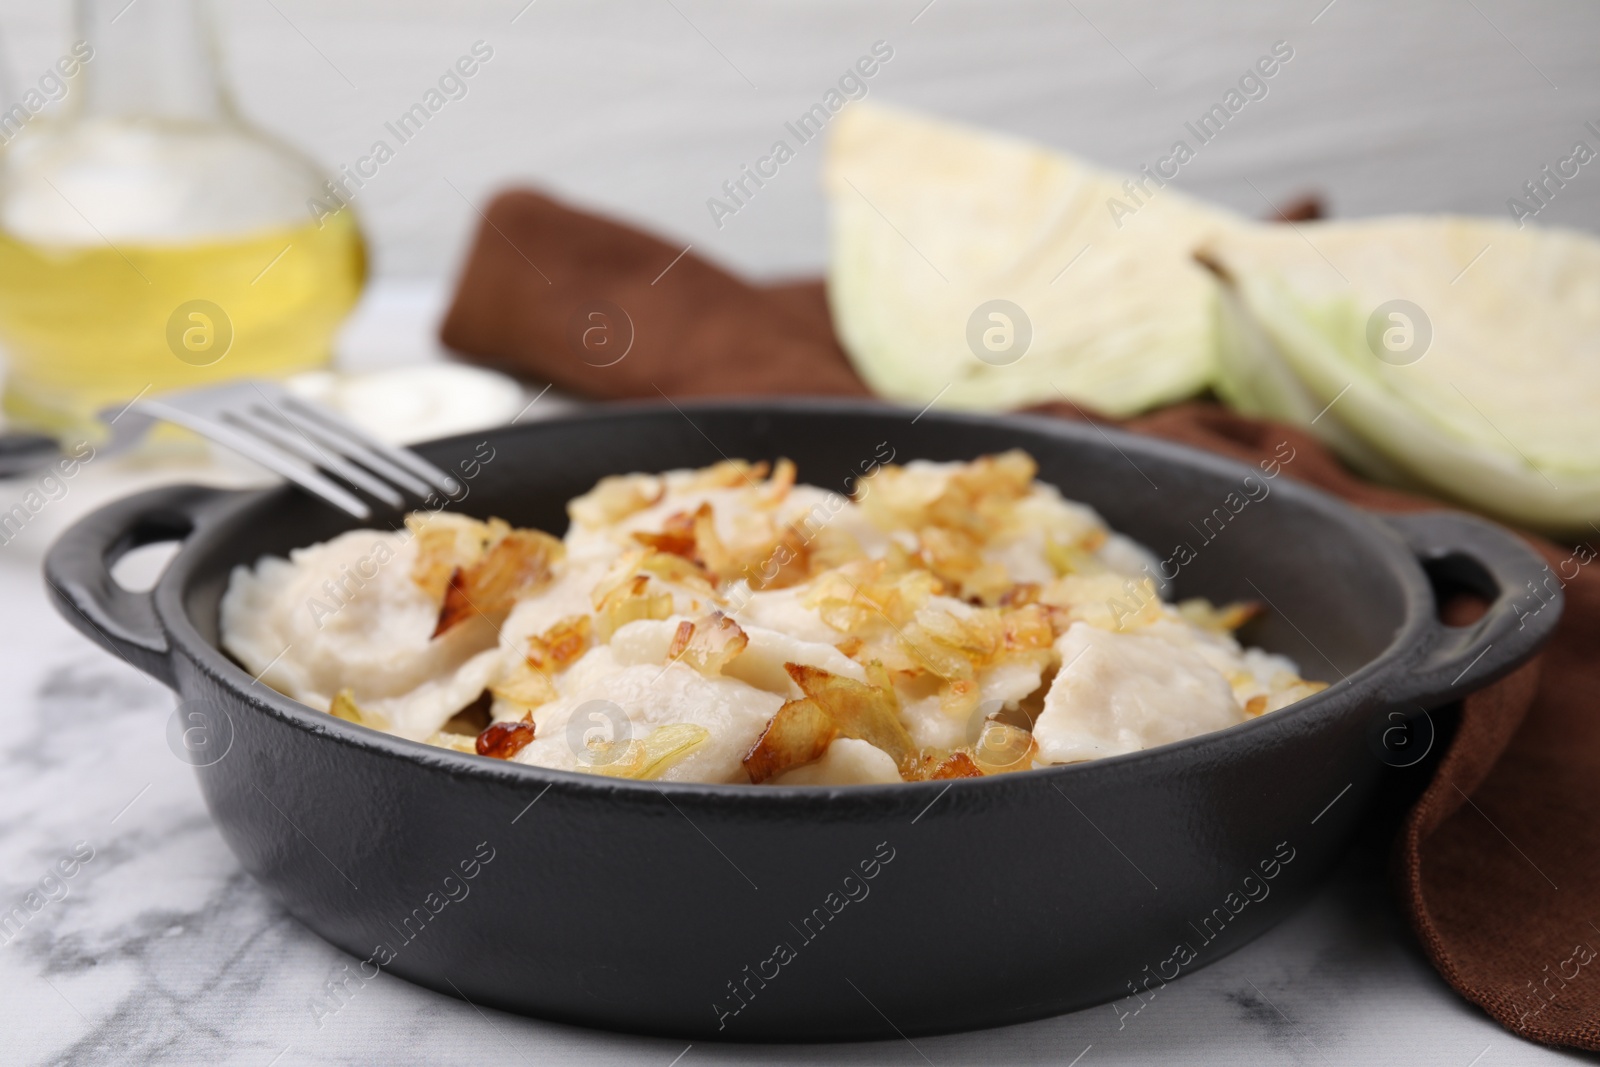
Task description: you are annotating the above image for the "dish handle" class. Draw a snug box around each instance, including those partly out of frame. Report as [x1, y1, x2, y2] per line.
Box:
[44, 484, 232, 689]
[1381, 511, 1560, 707]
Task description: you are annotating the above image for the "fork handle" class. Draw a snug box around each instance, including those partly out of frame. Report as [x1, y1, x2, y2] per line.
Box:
[0, 431, 61, 478]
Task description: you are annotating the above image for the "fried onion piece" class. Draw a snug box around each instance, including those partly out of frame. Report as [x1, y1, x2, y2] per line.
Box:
[805, 522, 867, 575]
[1044, 536, 1109, 578]
[643, 500, 813, 592]
[433, 529, 565, 638]
[917, 526, 1010, 603]
[686, 459, 769, 490]
[1000, 582, 1041, 608]
[895, 604, 1002, 684]
[627, 503, 734, 581]
[762, 457, 798, 504]
[632, 509, 698, 558]
[754, 522, 814, 590]
[689, 502, 738, 579]
[742, 697, 838, 783]
[595, 574, 675, 641]
[786, 662, 914, 768]
[667, 612, 750, 677]
[593, 546, 717, 616]
[917, 604, 1004, 660]
[328, 688, 361, 723]
[568, 473, 663, 528]
[490, 660, 558, 711]
[527, 615, 592, 672]
[899, 748, 980, 781]
[408, 513, 508, 601]
[424, 731, 478, 753]
[666, 619, 695, 660]
[929, 751, 985, 779]
[860, 450, 1037, 538]
[476, 720, 536, 759]
[898, 750, 941, 780]
[841, 632, 935, 682]
[863, 658, 898, 696]
[891, 601, 1054, 692]
[1177, 598, 1265, 633]
[901, 723, 1038, 780]
[592, 723, 712, 780]
[1003, 603, 1056, 651]
[1039, 573, 1164, 633]
[805, 556, 942, 634]
[631, 502, 810, 593]
[590, 548, 648, 608]
[746, 662, 973, 781]
[433, 571, 483, 637]
[939, 677, 982, 718]
[961, 448, 1036, 492]
[328, 688, 389, 730]
[637, 550, 719, 596]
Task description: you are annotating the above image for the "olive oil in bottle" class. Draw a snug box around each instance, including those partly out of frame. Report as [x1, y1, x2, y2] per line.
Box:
[0, 0, 366, 436]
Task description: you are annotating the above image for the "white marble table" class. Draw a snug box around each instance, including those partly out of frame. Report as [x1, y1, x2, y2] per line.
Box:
[0, 284, 1587, 1067]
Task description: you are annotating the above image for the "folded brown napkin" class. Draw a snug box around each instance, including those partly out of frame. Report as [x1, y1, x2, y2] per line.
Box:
[440, 192, 869, 399]
[443, 189, 1600, 1052]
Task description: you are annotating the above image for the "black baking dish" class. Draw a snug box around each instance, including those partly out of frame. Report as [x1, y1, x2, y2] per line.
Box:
[45, 400, 1559, 1041]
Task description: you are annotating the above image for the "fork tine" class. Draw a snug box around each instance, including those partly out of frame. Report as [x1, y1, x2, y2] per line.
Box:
[135, 399, 371, 519]
[269, 404, 431, 497]
[243, 382, 424, 501]
[228, 406, 406, 509]
[280, 393, 462, 495]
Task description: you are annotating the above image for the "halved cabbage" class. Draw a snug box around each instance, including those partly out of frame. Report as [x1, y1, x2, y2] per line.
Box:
[824, 101, 1237, 416]
[1203, 217, 1600, 533]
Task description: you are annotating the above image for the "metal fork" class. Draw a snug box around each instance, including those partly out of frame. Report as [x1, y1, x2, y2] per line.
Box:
[102, 380, 462, 519]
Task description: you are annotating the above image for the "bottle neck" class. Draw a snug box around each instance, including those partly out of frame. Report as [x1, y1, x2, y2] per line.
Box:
[73, 0, 232, 123]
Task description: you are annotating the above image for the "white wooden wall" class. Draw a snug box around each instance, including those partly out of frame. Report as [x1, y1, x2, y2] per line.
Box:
[2, 0, 1596, 280]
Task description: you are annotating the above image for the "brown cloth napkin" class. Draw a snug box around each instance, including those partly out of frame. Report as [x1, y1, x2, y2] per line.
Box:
[440, 191, 869, 400]
[443, 190, 1600, 1052]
